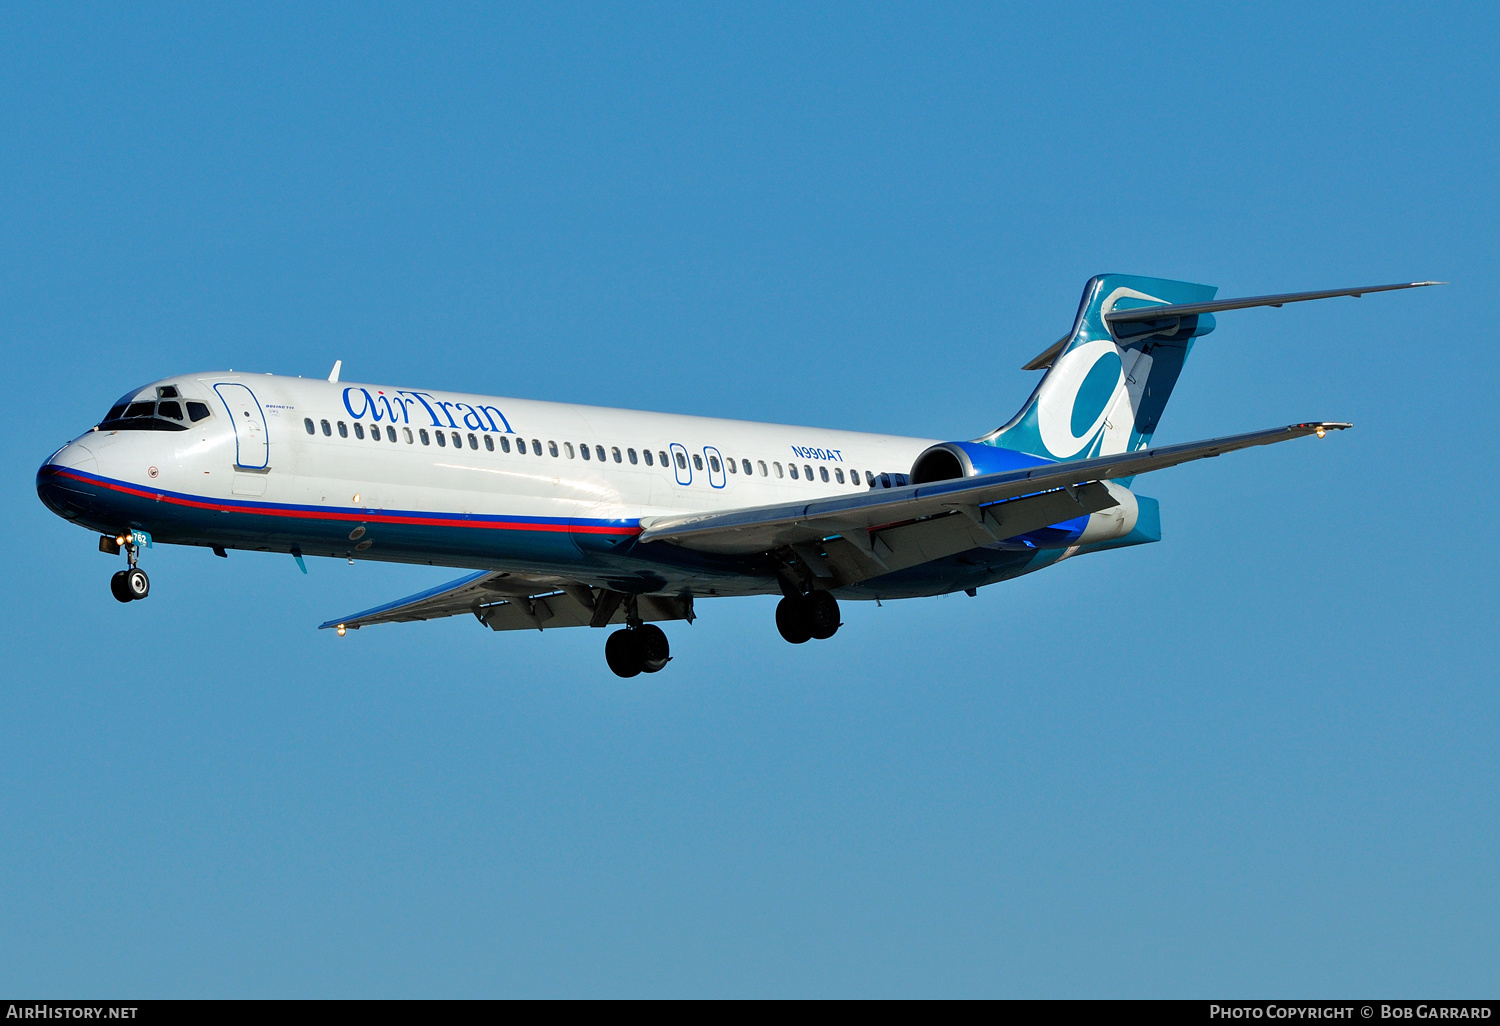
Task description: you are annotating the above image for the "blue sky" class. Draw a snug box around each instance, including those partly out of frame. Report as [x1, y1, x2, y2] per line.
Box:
[2, 3, 1496, 997]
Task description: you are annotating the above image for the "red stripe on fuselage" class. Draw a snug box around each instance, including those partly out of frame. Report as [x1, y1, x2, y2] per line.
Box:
[44, 467, 641, 536]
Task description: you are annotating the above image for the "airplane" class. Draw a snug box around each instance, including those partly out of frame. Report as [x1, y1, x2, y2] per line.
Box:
[36, 274, 1437, 677]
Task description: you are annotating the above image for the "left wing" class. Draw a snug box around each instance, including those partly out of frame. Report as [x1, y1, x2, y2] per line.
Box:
[638, 421, 1349, 561]
[320, 570, 693, 633]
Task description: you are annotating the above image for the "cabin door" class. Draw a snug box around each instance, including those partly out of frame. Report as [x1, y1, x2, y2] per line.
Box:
[214, 383, 270, 470]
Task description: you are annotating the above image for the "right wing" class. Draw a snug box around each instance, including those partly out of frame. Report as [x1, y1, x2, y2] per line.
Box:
[319, 570, 693, 633]
[638, 422, 1349, 567]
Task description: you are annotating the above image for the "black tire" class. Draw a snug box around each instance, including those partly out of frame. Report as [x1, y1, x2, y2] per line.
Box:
[605, 628, 644, 678]
[125, 568, 150, 600]
[636, 624, 671, 673]
[775, 596, 813, 644]
[110, 570, 133, 603]
[807, 592, 840, 640]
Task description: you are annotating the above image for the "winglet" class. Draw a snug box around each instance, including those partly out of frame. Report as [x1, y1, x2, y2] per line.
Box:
[328, 360, 342, 384]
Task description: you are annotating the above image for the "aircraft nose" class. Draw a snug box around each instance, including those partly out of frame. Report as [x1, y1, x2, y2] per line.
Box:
[46, 440, 98, 472]
[36, 441, 100, 521]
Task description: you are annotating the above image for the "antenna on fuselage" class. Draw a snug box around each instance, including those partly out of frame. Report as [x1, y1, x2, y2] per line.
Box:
[328, 360, 342, 384]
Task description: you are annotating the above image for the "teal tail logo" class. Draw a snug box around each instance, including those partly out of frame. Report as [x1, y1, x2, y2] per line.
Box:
[982, 274, 1219, 461]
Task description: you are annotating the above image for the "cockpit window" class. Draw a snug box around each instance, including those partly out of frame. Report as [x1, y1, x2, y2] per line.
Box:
[187, 401, 211, 422]
[100, 394, 190, 432]
[156, 386, 179, 398]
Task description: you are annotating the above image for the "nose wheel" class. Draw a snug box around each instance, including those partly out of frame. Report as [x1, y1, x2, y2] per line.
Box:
[110, 568, 150, 603]
[106, 532, 151, 603]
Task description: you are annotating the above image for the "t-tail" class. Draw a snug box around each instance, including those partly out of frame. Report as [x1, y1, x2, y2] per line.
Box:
[979, 274, 1219, 462]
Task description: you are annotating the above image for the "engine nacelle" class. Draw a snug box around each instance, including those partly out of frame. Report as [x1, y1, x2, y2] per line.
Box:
[909, 441, 1140, 547]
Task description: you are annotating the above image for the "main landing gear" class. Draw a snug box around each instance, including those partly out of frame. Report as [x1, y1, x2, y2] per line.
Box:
[605, 623, 671, 678]
[103, 532, 150, 603]
[776, 592, 840, 644]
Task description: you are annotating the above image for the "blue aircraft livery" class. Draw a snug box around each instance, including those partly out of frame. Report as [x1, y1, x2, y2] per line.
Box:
[36, 274, 1438, 676]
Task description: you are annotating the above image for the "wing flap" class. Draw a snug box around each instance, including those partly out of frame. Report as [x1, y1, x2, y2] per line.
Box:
[638, 422, 1348, 557]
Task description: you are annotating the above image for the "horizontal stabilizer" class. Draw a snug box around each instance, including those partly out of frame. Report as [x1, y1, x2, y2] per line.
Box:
[1103, 280, 1443, 324]
[1023, 280, 1442, 369]
[638, 421, 1350, 556]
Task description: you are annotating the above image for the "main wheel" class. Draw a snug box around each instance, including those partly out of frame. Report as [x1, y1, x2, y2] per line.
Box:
[605, 628, 644, 678]
[775, 596, 813, 644]
[125, 568, 150, 600]
[636, 624, 671, 673]
[110, 570, 133, 603]
[807, 592, 840, 640]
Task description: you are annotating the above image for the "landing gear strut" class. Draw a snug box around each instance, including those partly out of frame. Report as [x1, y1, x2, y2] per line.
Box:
[106, 532, 151, 603]
[776, 592, 840, 644]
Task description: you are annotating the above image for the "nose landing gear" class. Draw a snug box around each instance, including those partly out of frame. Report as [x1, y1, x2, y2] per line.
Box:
[105, 532, 151, 603]
[776, 592, 840, 644]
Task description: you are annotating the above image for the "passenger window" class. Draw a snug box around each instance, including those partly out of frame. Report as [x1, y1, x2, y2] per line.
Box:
[628, 448, 638, 464]
[709, 455, 721, 473]
[774, 462, 784, 478]
[895, 474, 907, 486]
[692, 454, 703, 471]
[371, 426, 381, 442]
[596, 445, 606, 461]
[758, 460, 767, 476]
[726, 457, 735, 473]
[500, 435, 510, 452]
[468, 433, 478, 449]
[435, 430, 445, 446]
[564, 442, 575, 458]
[675, 452, 687, 470]
[513, 435, 522, 453]
[819, 466, 829, 482]
[339, 421, 349, 438]
[353, 422, 365, 439]
[788, 464, 798, 480]
[880, 473, 891, 488]
[484, 435, 494, 451]
[533, 440, 543, 456]
[451, 432, 461, 448]
[548, 440, 559, 457]
[742, 459, 752, 476]
[156, 386, 179, 398]
[643, 450, 652, 466]
[580, 443, 591, 460]
[612, 447, 622, 463]
[319, 419, 331, 436]
[804, 464, 813, 480]
[420, 429, 430, 445]
[157, 401, 183, 420]
[404, 427, 414, 444]
[388, 426, 399, 443]
[866, 471, 875, 486]
[304, 418, 315, 435]
[658, 451, 668, 467]
[835, 468, 844, 483]
[187, 401, 211, 422]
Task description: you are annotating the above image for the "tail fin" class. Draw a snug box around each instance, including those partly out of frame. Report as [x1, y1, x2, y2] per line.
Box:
[981, 274, 1218, 461]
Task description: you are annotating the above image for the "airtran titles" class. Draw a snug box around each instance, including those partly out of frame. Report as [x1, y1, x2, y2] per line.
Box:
[342, 388, 513, 434]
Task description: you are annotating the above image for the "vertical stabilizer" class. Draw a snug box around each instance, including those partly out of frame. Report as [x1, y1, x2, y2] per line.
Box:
[982, 274, 1219, 461]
